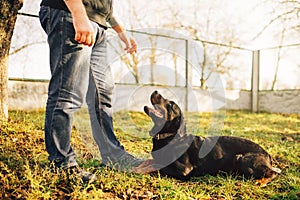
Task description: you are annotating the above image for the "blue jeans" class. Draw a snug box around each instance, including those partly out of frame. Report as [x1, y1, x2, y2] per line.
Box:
[39, 6, 127, 168]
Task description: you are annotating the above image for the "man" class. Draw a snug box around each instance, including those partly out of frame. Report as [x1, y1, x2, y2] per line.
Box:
[39, 0, 144, 183]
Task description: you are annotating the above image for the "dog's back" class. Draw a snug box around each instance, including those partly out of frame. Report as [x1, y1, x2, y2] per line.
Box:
[188, 136, 270, 176]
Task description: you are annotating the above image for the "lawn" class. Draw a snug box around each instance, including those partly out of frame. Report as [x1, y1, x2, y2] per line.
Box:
[0, 110, 299, 199]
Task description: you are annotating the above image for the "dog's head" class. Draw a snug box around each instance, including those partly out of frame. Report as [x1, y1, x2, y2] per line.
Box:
[144, 91, 186, 139]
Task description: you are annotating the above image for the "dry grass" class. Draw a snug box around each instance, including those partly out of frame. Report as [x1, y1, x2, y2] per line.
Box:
[0, 110, 299, 199]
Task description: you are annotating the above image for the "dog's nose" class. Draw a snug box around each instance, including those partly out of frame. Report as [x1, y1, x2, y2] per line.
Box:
[151, 91, 158, 99]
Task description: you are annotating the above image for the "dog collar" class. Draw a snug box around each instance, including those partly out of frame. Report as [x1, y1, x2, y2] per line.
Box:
[153, 132, 175, 140]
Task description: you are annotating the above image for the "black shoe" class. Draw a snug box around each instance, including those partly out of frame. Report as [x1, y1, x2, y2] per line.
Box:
[65, 166, 97, 184]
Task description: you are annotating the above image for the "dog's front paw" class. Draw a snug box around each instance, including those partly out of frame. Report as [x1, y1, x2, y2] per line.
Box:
[131, 159, 157, 174]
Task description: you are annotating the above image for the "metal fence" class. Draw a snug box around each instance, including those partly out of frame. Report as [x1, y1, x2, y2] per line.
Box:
[11, 12, 300, 90]
[106, 29, 300, 112]
[7, 12, 300, 113]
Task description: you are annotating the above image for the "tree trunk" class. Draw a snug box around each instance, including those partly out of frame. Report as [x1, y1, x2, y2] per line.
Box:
[0, 0, 23, 120]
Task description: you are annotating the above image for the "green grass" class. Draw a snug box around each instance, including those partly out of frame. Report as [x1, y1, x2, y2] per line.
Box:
[0, 110, 299, 199]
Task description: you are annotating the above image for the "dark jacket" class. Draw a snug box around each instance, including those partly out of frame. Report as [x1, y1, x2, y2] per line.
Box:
[40, 0, 119, 27]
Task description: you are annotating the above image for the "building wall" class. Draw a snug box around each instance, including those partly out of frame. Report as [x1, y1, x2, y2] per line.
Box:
[8, 80, 48, 111]
[259, 90, 300, 114]
[8, 80, 300, 114]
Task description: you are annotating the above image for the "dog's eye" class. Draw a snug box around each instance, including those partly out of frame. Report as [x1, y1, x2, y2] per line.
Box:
[166, 103, 172, 110]
[168, 102, 176, 110]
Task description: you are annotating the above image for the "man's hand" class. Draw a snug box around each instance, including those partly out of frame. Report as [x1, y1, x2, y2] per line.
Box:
[128, 37, 137, 54]
[64, 0, 95, 46]
[73, 13, 95, 46]
[118, 33, 137, 54]
[113, 25, 137, 54]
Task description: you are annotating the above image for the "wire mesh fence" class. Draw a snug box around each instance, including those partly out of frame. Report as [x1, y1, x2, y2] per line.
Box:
[9, 12, 300, 91]
[7, 12, 300, 113]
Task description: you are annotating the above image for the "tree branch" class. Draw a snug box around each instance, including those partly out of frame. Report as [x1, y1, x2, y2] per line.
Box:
[251, 7, 298, 41]
[9, 41, 45, 55]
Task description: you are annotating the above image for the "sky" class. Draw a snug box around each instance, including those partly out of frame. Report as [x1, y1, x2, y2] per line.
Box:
[8, 0, 300, 90]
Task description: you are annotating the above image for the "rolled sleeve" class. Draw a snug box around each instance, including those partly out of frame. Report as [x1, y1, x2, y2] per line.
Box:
[107, 15, 119, 27]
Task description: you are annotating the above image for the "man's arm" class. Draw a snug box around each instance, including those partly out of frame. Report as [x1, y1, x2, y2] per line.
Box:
[64, 0, 95, 46]
[112, 24, 137, 54]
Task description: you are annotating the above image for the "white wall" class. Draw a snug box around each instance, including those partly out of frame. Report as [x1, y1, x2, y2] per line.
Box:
[8, 80, 300, 114]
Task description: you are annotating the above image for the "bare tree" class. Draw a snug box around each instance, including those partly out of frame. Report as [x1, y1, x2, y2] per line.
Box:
[0, 0, 23, 120]
[252, 0, 300, 41]
[114, 0, 166, 85]
[163, 0, 239, 89]
[271, 28, 286, 90]
[253, 0, 300, 90]
[9, 41, 45, 55]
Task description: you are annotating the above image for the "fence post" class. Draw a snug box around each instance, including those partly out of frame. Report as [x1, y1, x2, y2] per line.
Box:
[251, 50, 260, 112]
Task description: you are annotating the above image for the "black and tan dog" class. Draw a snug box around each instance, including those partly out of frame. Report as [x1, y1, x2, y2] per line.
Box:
[136, 91, 281, 186]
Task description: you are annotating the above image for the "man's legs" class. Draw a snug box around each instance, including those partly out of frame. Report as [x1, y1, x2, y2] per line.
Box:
[86, 26, 143, 170]
[39, 6, 91, 169]
[40, 5, 143, 172]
